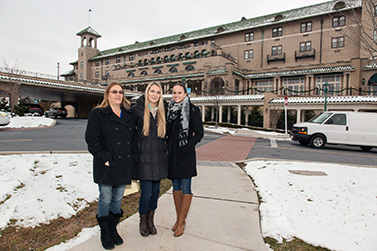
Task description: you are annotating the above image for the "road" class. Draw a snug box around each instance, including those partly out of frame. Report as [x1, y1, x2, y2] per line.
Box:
[0, 119, 376, 167]
[248, 137, 377, 167]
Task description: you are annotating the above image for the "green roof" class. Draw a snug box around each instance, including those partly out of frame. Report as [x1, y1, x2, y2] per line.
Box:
[76, 26, 102, 37]
[90, 0, 360, 60]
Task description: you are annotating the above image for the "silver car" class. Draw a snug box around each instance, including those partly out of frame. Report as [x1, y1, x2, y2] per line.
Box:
[0, 111, 10, 126]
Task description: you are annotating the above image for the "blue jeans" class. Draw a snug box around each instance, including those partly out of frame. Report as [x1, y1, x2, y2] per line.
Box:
[98, 184, 126, 217]
[172, 178, 192, 194]
[139, 180, 161, 215]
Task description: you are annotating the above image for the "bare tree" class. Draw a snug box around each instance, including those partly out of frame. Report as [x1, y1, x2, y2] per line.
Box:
[337, 0, 377, 58]
[206, 81, 225, 127]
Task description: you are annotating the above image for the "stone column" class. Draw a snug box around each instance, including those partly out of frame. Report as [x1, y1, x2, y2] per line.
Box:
[237, 105, 241, 125]
[219, 105, 223, 123]
[201, 105, 206, 122]
[211, 107, 214, 121]
[245, 106, 249, 125]
[296, 108, 301, 123]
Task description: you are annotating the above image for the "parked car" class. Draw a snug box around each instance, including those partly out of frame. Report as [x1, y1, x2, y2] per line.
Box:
[290, 111, 377, 151]
[25, 104, 44, 116]
[44, 107, 67, 118]
[0, 111, 11, 126]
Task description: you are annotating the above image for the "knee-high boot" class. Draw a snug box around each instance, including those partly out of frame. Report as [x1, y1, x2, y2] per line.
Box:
[174, 193, 193, 237]
[96, 215, 115, 250]
[109, 210, 124, 245]
[172, 190, 183, 232]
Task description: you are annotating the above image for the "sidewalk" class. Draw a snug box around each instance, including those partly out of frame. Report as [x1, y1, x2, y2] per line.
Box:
[69, 161, 267, 251]
[69, 132, 269, 251]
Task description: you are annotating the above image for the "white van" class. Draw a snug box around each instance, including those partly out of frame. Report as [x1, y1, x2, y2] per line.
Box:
[290, 111, 377, 151]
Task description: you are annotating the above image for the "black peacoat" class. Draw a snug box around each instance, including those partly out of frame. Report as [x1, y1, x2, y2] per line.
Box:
[167, 102, 204, 179]
[131, 96, 168, 181]
[85, 106, 137, 185]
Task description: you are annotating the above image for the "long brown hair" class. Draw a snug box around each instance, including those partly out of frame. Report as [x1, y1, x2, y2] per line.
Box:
[96, 82, 131, 109]
[143, 82, 166, 138]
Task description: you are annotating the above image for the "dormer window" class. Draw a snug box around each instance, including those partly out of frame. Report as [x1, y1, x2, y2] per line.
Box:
[333, 1, 346, 10]
[274, 14, 284, 21]
[217, 26, 224, 33]
[180, 35, 186, 40]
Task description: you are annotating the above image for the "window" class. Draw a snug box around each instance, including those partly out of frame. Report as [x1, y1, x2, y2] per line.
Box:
[140, 70, 148, 76]
[211, 39, 215, 45]
[283, 78, 304, 95]
[272, 27, 283, 37]
[105, 59, 110, 65]
[254, 79, 273, 92]
[128, 72, 135, 77]
[332, 16, 345, 27]
[300, 41, 311, 52]
[95, 71, 99, 78]
[169, 67, 178, 73]
[375, 5, 377, 16]
[154, 69, 162, 74]
[80, 61, 84, 70]
[245, 32, 254, 42]
[271, 45, 282, 55]
[116, 57, 121, 63]
[374, 29, 377, 41]
[129, 54, 135, 61]
[325, 114, 346, 125]
[185, 65, 195, 71]
[105, 70, 110, 76]
[244, 50, 253, 59]
[316, 75, 341, 96]
[301, 22, 312, 32]
[95, 61, 100, 67]
[331, 37, 345, 48]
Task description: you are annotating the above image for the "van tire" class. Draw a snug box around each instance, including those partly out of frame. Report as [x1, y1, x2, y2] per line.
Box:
[360, 146, 373, 151]
[310, 134, 326, 148]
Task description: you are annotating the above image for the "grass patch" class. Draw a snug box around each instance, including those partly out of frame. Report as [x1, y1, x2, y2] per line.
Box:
[264, 237, 331, 251]
[0, 179, 171, 251]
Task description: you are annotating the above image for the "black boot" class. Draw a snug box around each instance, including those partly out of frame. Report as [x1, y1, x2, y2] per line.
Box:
[109, 210, 124, 245]
[147, 210, 157, 235]
[96, 215, 115, 250]
[139, 214, 149, 237]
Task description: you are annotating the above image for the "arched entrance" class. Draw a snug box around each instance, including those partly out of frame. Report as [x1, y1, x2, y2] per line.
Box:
[209, 77, 225, 95]
[368, 73, 377, 95]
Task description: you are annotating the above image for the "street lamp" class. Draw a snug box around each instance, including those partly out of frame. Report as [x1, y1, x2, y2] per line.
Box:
[323, 81, 329, 111]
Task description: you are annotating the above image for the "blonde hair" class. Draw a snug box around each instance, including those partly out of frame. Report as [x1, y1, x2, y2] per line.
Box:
[97, 82, 131, 109]
[143, 82, 166, 138]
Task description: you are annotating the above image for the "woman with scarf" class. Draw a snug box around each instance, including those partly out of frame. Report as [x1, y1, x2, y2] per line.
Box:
[131, 82, 168, 237]
[167, 82, 204, 237]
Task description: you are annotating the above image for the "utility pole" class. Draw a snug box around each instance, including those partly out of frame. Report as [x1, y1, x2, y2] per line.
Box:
[57, 62, 60, 80]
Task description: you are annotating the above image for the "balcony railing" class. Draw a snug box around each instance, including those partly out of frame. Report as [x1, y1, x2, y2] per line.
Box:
[267, 53, 286, 64]
[295, 49, 316, 61]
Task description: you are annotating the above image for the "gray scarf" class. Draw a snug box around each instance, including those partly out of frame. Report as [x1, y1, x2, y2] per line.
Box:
[167, 96, 190, 146]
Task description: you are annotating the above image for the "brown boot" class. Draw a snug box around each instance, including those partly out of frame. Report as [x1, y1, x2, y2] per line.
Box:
[147, 210, 157, 235]
[139, 214, 149, 237]
[172, 190, 183, 232]
[174, 193, 193, 237]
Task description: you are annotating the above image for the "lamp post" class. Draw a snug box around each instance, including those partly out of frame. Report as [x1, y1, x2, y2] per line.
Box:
[323, 81, 329, 111]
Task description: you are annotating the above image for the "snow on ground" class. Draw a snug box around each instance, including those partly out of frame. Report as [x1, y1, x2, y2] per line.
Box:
[2, 116, 55, 128]
[205, 125, 237, 135]
[244, 160, 377, 251]
[0, 154, 97, 229]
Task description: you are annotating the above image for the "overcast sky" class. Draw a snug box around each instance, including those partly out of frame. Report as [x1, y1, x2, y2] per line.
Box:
[0, 0, 327, 77]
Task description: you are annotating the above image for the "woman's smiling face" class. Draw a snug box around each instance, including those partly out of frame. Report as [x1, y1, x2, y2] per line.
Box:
[172, 85, 187, 103]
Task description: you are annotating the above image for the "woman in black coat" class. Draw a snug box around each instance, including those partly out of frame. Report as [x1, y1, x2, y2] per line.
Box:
[131, 82, 168, 237]
[85, 82, 136, 250]
[167, 82, 204, 237]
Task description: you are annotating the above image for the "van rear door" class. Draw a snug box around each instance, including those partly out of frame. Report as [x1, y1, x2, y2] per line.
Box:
[323, 113, 348, 144]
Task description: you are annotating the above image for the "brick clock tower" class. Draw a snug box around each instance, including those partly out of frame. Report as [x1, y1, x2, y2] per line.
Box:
[76, 26, 101, 81]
